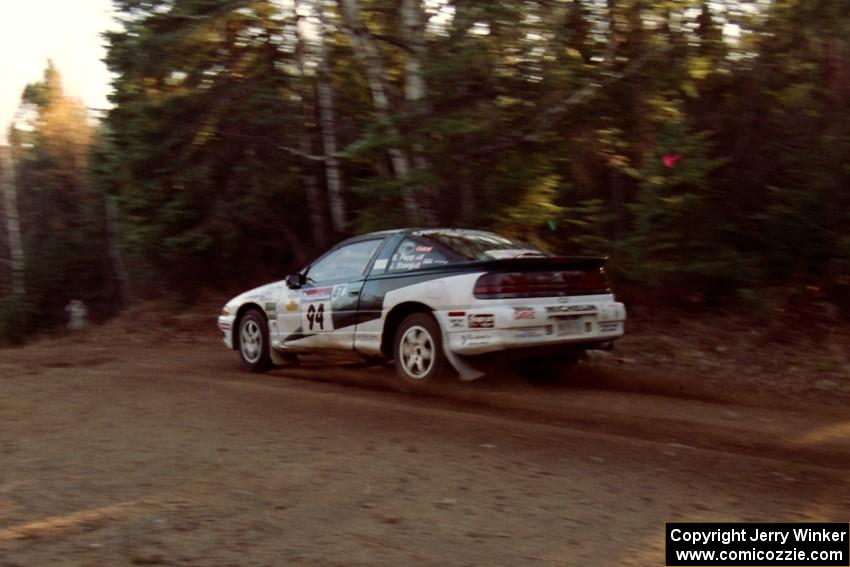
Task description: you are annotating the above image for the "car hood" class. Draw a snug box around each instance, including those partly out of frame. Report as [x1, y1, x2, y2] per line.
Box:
[226, 281, 286, 308]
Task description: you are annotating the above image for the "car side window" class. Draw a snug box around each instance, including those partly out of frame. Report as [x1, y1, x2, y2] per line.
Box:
[307, 239, 382, 284]
[387, 238, 452, 273]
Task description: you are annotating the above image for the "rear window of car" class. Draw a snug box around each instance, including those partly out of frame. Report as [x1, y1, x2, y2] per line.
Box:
[386, 237, 453, 273]
[411, 230, 545, 261]
[384, 231, 545, 274]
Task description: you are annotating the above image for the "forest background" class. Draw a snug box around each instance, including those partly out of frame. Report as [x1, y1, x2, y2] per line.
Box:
[1, 0, 849, 343]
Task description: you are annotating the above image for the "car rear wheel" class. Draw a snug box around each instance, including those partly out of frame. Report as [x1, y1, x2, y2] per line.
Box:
[393, 313, 447, 386]
[238, 309, 272, 373]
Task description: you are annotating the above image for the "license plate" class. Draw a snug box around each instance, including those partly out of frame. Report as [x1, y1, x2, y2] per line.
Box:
[556, 317, 582, 336]
[599, 322, 621, 334]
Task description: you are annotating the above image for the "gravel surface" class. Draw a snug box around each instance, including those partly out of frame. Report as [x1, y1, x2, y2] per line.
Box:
[1, 319, 848, 566]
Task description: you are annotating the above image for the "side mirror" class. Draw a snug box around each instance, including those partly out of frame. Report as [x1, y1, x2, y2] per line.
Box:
[286, 273, 306, 289]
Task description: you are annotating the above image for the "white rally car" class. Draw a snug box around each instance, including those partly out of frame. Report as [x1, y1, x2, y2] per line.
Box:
[218, 229, 625, 385]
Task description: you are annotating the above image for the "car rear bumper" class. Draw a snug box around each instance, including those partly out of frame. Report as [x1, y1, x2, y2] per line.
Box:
[438, 301, 625, 356]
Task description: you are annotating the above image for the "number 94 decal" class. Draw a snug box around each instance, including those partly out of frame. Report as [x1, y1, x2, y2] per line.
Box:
[306, 303, 325, 331]
[301, 286, 335, 333]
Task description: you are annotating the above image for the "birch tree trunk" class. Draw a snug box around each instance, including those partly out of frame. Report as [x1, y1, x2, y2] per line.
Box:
[300, 133, 327, 249]
[337, 0, 419, 222]
[295, 0, 328, 249]
[0, 146, 25, 296]
[451, 2, 475, 225]
[400, 0, 436, 225]
[316, 1, 346, 233]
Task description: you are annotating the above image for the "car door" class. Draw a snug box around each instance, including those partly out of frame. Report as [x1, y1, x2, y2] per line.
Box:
[273, 283, 305, 349]
[354, 235, 457, 356]
[284, 238, 384, 351]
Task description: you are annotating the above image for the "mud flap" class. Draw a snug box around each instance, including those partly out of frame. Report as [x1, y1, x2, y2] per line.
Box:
[441, 328, 485, 381]
[270, 349, 299, 367]
[270, 349, 288, 366]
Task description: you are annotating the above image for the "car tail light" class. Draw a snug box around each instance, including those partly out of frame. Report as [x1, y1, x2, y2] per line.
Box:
[473, 269, 610, 299]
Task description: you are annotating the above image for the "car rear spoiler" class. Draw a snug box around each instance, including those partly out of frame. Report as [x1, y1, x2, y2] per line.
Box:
[465, 256, 608, 272]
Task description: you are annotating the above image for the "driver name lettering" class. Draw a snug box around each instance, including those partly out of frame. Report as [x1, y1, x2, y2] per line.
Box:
[303, 287, 333, 302]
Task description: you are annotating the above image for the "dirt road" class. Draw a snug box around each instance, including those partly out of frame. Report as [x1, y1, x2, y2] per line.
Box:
[1, 331, 849, 566]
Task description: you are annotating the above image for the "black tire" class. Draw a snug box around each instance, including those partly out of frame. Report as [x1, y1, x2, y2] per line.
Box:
[393, 313, 448, 386]
[237, 309, 272, 373]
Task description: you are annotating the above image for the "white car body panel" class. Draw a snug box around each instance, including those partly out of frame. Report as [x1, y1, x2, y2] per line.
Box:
[218, 229, 627, 377]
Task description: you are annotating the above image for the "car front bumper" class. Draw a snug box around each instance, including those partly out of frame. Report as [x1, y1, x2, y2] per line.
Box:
[218, 315, 235, 349]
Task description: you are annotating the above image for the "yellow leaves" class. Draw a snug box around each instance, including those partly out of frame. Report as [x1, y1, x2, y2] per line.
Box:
[647, 95, 683, 122]
[564, 47, 583, 61]
[501, 174, 564, 226]
[786, 59, 818, 76]
[608, 154, 629, 169]
[677, 57, 713, 98]
[778, 82, 817, 109]
[594, 127, 640, 177]
[11, 64, 93, 194]
[494, 63, 519, 80]
[143, 77, 162, 98]
[38, 92, 93, 175]
[495, 95, 522, 108]
[192, 125, 215, 147]
[688, 56, 712, 80]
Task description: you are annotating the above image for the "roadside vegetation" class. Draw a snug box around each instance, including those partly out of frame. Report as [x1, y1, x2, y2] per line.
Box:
[2, 0, 850, 344]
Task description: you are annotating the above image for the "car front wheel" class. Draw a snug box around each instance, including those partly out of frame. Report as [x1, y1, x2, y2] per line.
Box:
[238, 309, 272, 373]
[393, 313, 448, 386]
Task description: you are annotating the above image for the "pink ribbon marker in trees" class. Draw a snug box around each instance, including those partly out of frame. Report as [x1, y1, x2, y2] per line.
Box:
[662, 154, 682, 168]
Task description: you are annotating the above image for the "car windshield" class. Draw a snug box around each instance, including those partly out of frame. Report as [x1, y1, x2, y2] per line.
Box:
[412, 230, 545, 261]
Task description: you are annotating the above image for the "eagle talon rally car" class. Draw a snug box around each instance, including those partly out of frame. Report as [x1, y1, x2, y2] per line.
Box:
[218, 228, 626, 384]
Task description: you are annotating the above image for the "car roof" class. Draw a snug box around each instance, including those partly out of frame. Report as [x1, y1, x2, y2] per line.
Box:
[335, 228, 502, 248]
[362, 227, 497, 238]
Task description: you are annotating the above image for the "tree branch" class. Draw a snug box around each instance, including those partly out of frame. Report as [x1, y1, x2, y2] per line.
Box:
[331, 19, 414, 54]
[473, 45, 674, 155]
[220, 128, 364, 163]
[276, 144, 331, 162]
[531, 45, 672, 135]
